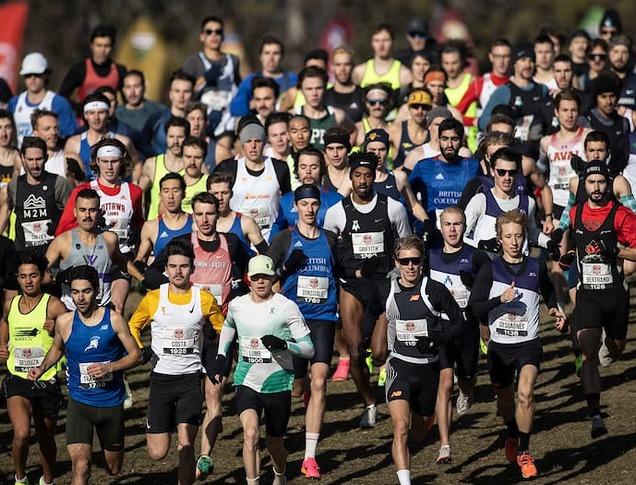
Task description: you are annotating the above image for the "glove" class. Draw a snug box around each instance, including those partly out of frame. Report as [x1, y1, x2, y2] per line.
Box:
[478, 237, 501, 254]
[283, 249, 306, 273]
[546, 228, 563, 262]
[360, 256, 381, 279]
[208, 354, 227, 385]
[141, 347, 157, 366]
[356, 342, 371, 369]
[459, 271, 474, 289]
[421, 218, 435, 245]
[203, 63, 223, 87]
[599, 239, 619, 260]
[261, 334, 287, 351]
[559, 250, 576, 271]
[133, 260, 148, 274]
[55, 267, 73, 286]
[416, 329, 449, 354]
[570, 154, 586, 175]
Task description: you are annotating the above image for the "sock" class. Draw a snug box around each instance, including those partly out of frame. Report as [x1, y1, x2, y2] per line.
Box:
[273, 465, 286, 475]
[518, 431, 531, 453]
[15, 476, 28, 484]
[304, 432, 320, 459]
[397, 469, 411, 485]
[586, 393, 601, 417]
[505, 419, 519, 439]
[339, 357, 350, 363]
[246, 476, 260, 485]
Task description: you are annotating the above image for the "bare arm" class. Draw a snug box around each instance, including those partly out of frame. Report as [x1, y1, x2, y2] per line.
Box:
[399, 65, 413, 85]
[0, 296, 11, 360]
[28, 313, 69, 380]
[135, 220, 156, 263]
[351, 63, 366, 85]
[105, 232, 144, 281]
[138, 157, 156, 192]
[395, 171, 429, 222]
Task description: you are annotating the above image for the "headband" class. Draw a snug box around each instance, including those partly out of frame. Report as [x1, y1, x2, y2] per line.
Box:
[96, 144, 123, 159]
[83, 101, 109, 113]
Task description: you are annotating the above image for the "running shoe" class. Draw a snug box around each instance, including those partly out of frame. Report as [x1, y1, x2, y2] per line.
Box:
[504, 437, 519, 463]
[301, 457, 321, 479]
[365, 350, 374, 374]
[272, 470, 287, 485]
[591, 414, 608, 439]
[332, 358, 350, 381]
[516, 451, 538, 479]
[456, 390, 473, 416]
[378, 366, 387, 386]
[436, 444, 452, 464]
[196, 454, 214, 480]
[574, 354, 583, 376]
[14, 476, 29, 485]
[359, 404, 377, 428]
[123, 377, 134, 410]
[479, 338, 488, 355]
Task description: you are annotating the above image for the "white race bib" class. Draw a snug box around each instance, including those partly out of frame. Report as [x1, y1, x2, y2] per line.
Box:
[352, 232, 384, 258]
[242, 206, 271, 230]
[581, 262, 613, 287]
[395, 318, 429, 342]
[161, 328, 197, 355]
[494, 313, 529, 337]
[297, 275, 328, 303]
[240, 336, 272, 363]
[202, 89, 232, 111]
[78, 361, 113, 388]
[13, 347, 44, 372]
[21, 219, 53, 246]
[449, 288, 469, 309]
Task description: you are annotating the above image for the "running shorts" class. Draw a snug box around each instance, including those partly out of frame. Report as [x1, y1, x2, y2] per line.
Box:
[487, 338, 542, 388]
[2, 373, 63, 418]
[146, 372, 203, 433]
[575, 288, 629, 340]
[66, 397, 124, 451]
[293, 319, 335, 378]
[234, 385, 291, 437]
[384, 356, 440, 417]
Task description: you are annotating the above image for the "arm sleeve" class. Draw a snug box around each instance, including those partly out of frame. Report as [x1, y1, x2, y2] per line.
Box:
[463, 194, 486, 247]
[267, 231, 292, 270]
[478, 85, 511, 131]
[201, 290, 225, 334]
[458, 178, 482, 210]
[615, 206, 636, 248]
[51, 95, 77, 137]
[538, 262, 557, 309]
[54, 176, 73, 211]
[229, 76, 253, 117]
[59, 62, 85, 98]
[128, 292, 157, 347]
[285, 300, 314, 358]
[388, 197, 412, 237]
[468, 260, 501, 322]
[217, 305, 237, 356]
[558, 192, 577, 230]
[427, 279, 466, 341]
[226, 233, 249, 278]
[273, 159, 292, 195]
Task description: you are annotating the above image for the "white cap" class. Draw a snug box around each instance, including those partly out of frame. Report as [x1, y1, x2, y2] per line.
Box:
[20, 52, 48, 76]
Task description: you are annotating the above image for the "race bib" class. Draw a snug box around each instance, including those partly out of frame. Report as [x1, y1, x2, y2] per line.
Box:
[449, 288, 469, 309]
[13, 347, 45, 372]
[106, 218, 129, 240]
[161, 328, 196, 355]
[242, 206, 271, 230]
[581, 262, 613, 288]
[21, 219, 52, 246]
[352, 232, 384, 258]
[395, 318, 428, 343]
[240, 336, 272, 363]
[515, 115, 534, 141]
[78, 361, 113, 388]
[297, 275, 328, 304]
[494, 313, 529, 337]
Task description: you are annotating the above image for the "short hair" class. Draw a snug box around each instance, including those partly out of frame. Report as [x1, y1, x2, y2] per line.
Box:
[191, 191, 220, 211]
[588, 38, 608, 53]
[491, 38, 512, 50]
[496, 209, 528, 238]
[207, 171, 233, 191]
[165, 116, 190, 137]
[69, 265, 100, 293]
[185, 102, 207, 118]
[330, 46, 354, 62]
[534, 34, 554, 47]
[490, 146, 521, 169]
[479, 130, 514, 155]
[438, 117, 464, 140]
[553, 53, 572, 65]
[0, 109, 17, 147]
[17, 250, 48, 275]
[288, 113, 310, 127]
[411, 50, 436, 66]
[76, 188, 100, 205]
[439, 206, 466, 225]
[265, 111, 290, 134]
[90, 138, 130, 177]
[298, 66, 329, 87]
[372, 23, 395, 40]
[441, 40, 470, 64]
[393, 235, 424, 260]
[182, 136, 208, 156]
[487, 113, 515, 131]
[169, 69, 195, 88]
[251, 76, 280, 99]
[304, 49, 329, 65]
[164, 239, 195, 266]
[90, 25, 116, 45]
[123, 69, 145, 85]
[554, 89, 581, 109]
[259, 35, 284, 56]
[20, 136, 47, 156]
[95, 85, 117, 98]
[159, 172, 186, 193]
[200, 15, 224, 31]
[584, 130, 610, 150]
[295, 146, 326, 177]
[31, 109, 58, 130]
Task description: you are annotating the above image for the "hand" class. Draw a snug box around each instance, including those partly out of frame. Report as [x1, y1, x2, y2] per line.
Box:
[500, 282, 517, 303]
[0, 344, 8, 361]
[550, 308, 568, 333]
[133, 260, 148, 274]
[421, 218, 435, 245]
[55, 267, 72, 286]
[43, 319, 55, 335]
[356, 342, 371, 369]
[459, 271, 474, 289]
[478, 237, 501, 254]
[546, 228, 563, 262]
[86, 362, 112, 379]
[542, 217, 554, 235]
[141, 347, 156, 365]
[28, 366, 44, 381]
[261, 334, 287, 351]
[360, 256, 381, 279]
[283, 249, 306, 273]
[416, 329, 448, 354]
[208, 354, 227, 385]
[558, 250, 576, 271]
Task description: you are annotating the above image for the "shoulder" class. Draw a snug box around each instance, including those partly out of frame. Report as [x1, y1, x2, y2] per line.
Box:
[56, 311, 74, 327]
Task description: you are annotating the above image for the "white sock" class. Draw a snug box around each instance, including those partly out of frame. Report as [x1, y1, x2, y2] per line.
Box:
[304, 432, 320, 459]
[246, 476, 260, 484]
[397, 469, 411, 485]
[15, 475, 28, 484]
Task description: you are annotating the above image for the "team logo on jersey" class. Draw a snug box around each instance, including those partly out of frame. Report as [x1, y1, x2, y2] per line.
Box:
[14, 327, 39, 338]
[173, 328, 184, 339]
[405, 321, 416, 332]
[23, 194, 47, 217]
[352, 220, 360, 231]
[84, 336, 100, 352]
[250, 338, 260, 348]
[270, 307, 275, 314]
[390, 390, 403, 398]
[159, 231, 169, 239]
[435, 173, 445, 180]
[409, 294, 420, 301]
[294, 240, 303, 248]
[84, 255, 98, 266]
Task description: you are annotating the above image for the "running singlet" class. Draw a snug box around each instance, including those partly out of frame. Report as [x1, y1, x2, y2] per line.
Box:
[153, 215, 193, 257]
[487, 256, 542, 344]
[6, 294, 55, 380]
[298, 106, 338, 150]
[198, 53, 238, 135]
[77, 58, 120, 101]
[360, 59, 402, 90]
[507, 82, 547, 142]
[222, 212, 253, 257]
[13, 91, 55, 143]
[226, 292, 309, 393]
[90, 179, 134, 254]
[547, 128, 586, 207]
[148, 153, 185, 220]
[65, 308, 125, 406]
[272, 189, 342, 237]
[190, 232, 232, 314]
[429, 245, 474, 310]
[182, 176, 208, 213]
[471, 189, 530, 248]
[393, 120, 424, 168]
[281, 229, 337, 322]
[13, 172, 60, 251]
[373, 172, 403, 202]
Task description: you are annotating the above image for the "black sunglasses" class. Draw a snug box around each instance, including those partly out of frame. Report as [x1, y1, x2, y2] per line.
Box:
[204, 28, 223, 36]
[495, 168, 519, 177]
[367, 98, 388, 106]
[397, 257, 421, 266]
[588, 53, 606, 61]
[409, 103, 429, 111]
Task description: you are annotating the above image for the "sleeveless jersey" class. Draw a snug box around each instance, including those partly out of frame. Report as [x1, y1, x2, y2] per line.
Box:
[373, 171, 403, 202]
[13, 91, 55, 144]
[150, 284, 206, 375]
[507, 82, 546, 142]
[281, 229, 337, 321]
[148, 153, 185, 220]
[77, 58, 120, 101]
[360, 59, 402, 90]
[182, 175, 208, 213]
[429, 245, 475, 310]
[79, 131, 117, 180]
[324, 87, 364, 122]
[446, 73, 477, 124]
[547, 128, 586, 207]
[298, 105, 337, 150]
[46, 150, 66, 178]
[14, 172, 60, 251]
[90, 180, 134, 254]
[65, 308, 125, 406]
[487, 256, 542, 344]
[59, 229, 112, 308]
[394, 120, 424, 168]
[385, 276, 443, 364]
[471, 189, 530, 249]
[0, 164, 13, 189]
[190, 232, 232, 314]
[229, 157, 281, 242]
[478, 173, 527, 197]
[198, 53, 239, 135]
[7, 294, 55, 380]
[478, 73, 501, 116]
[222, 212, 253, 257]
[153, 214, 193, 257]
[573, 202, 621, 292]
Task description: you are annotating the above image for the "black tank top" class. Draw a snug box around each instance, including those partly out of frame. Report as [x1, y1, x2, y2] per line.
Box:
[393, 120, 425, 168]
[507, 82, 547, 142]
[584, 110, 630, 176]
[0, 164, 13, 187]
[373, 172, 402, 202]
[324, 86, 365, 123]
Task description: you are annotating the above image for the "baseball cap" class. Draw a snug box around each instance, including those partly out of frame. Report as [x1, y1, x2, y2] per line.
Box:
[20, 52, 48, 76]
[364, 128, 390, 150]
[583, 159, 610, 181]
[407, 90, 432, 107]
[408, 17, 428, 37]
[512, 43, 535, 63]
[248, 255, 276, 277]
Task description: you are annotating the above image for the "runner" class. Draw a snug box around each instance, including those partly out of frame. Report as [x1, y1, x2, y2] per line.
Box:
[324, 46, 366, 123]
[470, 210, 566, 479]
[268, 184, 339, 480]
[185, 102, 231, 172]
[323, 127, 352, 196]
[395, 16, 437, 67]
[31, 110, 68, 178]
[180, 136, 209, 212]
[0, 110, 20, 186]
[129, 239, 224, 485]
[388, 89, 430, 168]
[264, 112, 291, 164]
[323, 152, 411, 427]
[286, 114, 311, 183]
[568, 30, 590, 79]
[209, 254, 314, 485]
[371, 235, 465, 485]
[422, 69, 464, 120]
[250, 77, 278, 126]
[533, 35, 557, 92]
[27, 265, 141, 485]
[354, 83, 392, 146]
[0, 252, 67, 485]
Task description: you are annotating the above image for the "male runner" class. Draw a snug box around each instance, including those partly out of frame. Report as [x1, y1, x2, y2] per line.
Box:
[324, 46, 365, 123]
[268, 184, 338, 479]
[533, 35, 557, 91]
[209, 254, 314, 485]
[0, 252, 67, 485]
[181, 136, 208, 212]
[264, 112, 291, 162]
[323, 127, 352, 196]
[28, 265, 141, 485]
[31, 110, 68, 178]
[323, 152, 411, 427]
[250, 77, 278, 126]
[388, 89, 430, 168]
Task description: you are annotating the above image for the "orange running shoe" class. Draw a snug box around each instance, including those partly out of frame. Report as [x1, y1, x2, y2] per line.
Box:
[516, 451, 538, 479]
[301, 457, 321, 479]
[332, 358, 350, 381]
[504, 437, 519, 463]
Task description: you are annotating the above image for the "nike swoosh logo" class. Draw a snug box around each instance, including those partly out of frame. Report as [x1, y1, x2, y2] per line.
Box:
[374, 218, 383, 223]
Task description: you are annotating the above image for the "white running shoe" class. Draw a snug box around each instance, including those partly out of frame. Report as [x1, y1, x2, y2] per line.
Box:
[456, 390, 473, 416]
[598, 329, 612, 368]
[359, 403, 377, 428]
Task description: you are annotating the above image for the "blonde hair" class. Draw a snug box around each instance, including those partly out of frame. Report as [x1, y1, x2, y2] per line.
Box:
[331, 45, 354, 62]
[496, 209, 528, 238]
[439, 206, 466, 225]
[393, 235, 424, 260]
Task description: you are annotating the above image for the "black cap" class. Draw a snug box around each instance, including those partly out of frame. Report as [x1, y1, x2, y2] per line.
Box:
[593, 73, 621, 98]
[349, 152, 378, 174]
[569, 29, 590, 42]
[294, 183, 322, 202]
[600, 8, 623, 34]
[583, 159, 610, 181]
[364, 128, 390, 150]
[407, 17, 428, 37]
[513, 43, 535, 63]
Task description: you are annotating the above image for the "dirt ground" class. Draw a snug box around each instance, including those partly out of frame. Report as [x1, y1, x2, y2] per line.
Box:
[1, 291, 635, 485]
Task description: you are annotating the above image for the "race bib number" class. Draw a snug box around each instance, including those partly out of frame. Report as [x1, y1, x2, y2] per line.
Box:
[78, 361, 113, 388]
[515, 115, 534, 141]
[13, 347, 45, 372]
[240, 336, 272, 363]
[242, 206, 271, 230]
[106, 218, 129, 241]
[297, 275, 328, 304]
[449, 288, 469, 309]
[395, 319, 428, 343]
[21, 219, 53, 247]
[581, 262, 613, 288]
[201, 89, 232, 112]
[161, 328, 196, 355]
[494, 313, 529, 337]
[352, 232, 384, 258]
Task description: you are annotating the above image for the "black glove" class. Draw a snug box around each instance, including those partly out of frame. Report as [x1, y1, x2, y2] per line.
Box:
[559, 250, 576, 271]
[141, 347, 156, 365]
[260, 334, 287, 351]
[283, 249, 306, 274]
[203, 63, 223, 87]
[356, 342, 371, 369]
[547, 228, 563, 262]
[416, 329, 449, 354]
[133, 260, 148, 274]
[208, 354, 227, 385]
[599, 239, 619, 260]
[478, 237, 501, 254]
[360, 256, 381, 279]
[422, 218, 435, 245]
[459, 271, 474, 289]
[55, 267, 73, 286]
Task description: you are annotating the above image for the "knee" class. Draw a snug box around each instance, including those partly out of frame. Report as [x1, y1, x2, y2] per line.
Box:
[13, 427, 30, 445]
[148, 444, 168, 461]
[438, 374, 453, 395]
[393, 419, 409, 441]
[72, 456, 91, 476]
[517, 387, 534, 408]
[106, 460, 122, 476]
[243, 426, 259, 449]
[310, 376, 326, 394]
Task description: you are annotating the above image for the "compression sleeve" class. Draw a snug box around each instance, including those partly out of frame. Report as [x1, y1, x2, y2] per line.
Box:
[128, 291, 158, 347]
[267, 230, 292, 271]
[201, 290, 225, 333]
[620, 194, 636, 214]
[558, 192, 577, 230]
[463, 193, 486, 247]
[468, 260, 501, 322]
[538, 263, 557, 309]
[427, 279, 466, 341]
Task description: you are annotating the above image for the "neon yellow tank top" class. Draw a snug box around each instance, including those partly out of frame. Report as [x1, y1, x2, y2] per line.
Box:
[7, 294, 55, 380]
[182, 175, 209, 213]
[445, 73, 473, 107]
[361, 59, 402, 90]
[148, 153, 185, 220]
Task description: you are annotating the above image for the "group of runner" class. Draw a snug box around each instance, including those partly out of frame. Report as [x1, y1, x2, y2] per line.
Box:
[1, 7, 636, 485]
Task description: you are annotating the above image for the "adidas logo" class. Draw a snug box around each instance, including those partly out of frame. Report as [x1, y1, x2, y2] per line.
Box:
[294, 240, 303, 247]
[159, 231, 169, 238]
[435, 173, 445, 180]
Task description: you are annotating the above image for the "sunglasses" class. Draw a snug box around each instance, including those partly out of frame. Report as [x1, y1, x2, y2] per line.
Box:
[397, 257, 421, 266]
[588, 54, 606, 61]
[495, 168, 519, 177]
[367, 98, 388, 106]
[409, 103, 429, 111]
[24, 73, 44, 79]
[409, 31, 427, 39]
[600, 29, 617, 35]
[204, 28, 223, 36]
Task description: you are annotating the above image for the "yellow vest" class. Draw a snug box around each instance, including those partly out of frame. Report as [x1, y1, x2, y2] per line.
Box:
[361, 59, 402, 90]
[182, 175, 209, 213]
[148, 153, 185, 220]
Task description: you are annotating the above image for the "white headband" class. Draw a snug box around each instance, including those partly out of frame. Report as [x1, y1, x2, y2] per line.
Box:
[96, 145, 123, 159]
[83, 101, 109, 113]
